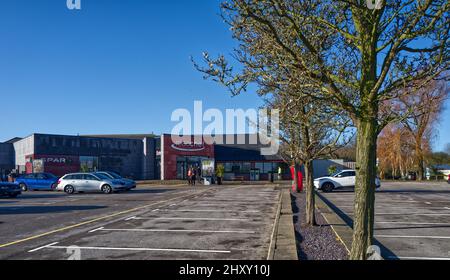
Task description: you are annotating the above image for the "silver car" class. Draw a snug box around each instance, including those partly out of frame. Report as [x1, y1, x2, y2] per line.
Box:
[56, 173, 128, 194]
[94, 171, 136, 190]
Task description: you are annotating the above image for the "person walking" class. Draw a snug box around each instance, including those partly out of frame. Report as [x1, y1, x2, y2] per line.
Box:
[197, 166, 202, 184]
[187, 167, 193, 186]
[192, 168, 197, 186]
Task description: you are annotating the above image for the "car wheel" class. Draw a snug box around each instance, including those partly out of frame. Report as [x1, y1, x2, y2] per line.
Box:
[101, 185, 113, 194]
[322, 183, 334, 193]
[19, 183, 27, 192]
[64, 185, 75, 195]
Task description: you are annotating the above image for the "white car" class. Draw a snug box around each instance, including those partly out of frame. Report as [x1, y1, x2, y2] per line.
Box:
[56, 173, 128, 194]
[314, 170, 381, 193]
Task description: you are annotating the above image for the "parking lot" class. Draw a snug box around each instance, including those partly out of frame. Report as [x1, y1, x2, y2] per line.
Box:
[320, 181, 450, 260]
[0, 185, 280, 260]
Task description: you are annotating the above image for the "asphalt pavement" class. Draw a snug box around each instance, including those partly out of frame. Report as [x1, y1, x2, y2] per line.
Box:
[319, 181, 450, 260]
[0, 184, 280, 260]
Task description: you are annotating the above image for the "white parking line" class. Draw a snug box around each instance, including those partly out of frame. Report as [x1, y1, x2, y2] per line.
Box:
[156, 209, 260, 213]
[125, 216, 137, 221]
[39, 245, 231, 254]
[129, 217, 249, 221]
[28, 242, 59, 253]
[376, 235, 450, 239]
[92, 228, 256, 234]
[348, 212, 450, 216]
[88, 227, 105, 233]
[376, 221, 450, 225]
[386, 256, 450, 260]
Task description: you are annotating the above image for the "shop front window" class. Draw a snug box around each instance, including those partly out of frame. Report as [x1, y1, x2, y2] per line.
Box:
[263, 163, 272, 173]
[80, 156, 99, 172]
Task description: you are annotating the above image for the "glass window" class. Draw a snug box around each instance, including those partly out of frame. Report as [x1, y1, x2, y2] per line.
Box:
[64, 175, 73, 180]
[255, 162, 264, 171]
[72, 174, 83, 180]
[80, 156, 99, 172]
[94, 173, 110, 180]
[231, 162, 241, 173]
[224, 162, 233, 173]
[84, 174, 99, 181]
[263, 163, 274, 173]
[242, 162, 251, 173]
[338, 172, 353, 178]
[36, 173, 46, 180]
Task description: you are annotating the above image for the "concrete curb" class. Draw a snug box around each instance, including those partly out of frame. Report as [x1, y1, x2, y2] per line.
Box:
[269, 188, 298, 260]
[315, 193, 352, 255]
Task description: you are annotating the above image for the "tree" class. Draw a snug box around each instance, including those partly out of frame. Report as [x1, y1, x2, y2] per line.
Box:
[269, 85, 352, 226]
[378, 123, 421, 179]
[399, 80, 448, 180]
[194, 0, 449, 259]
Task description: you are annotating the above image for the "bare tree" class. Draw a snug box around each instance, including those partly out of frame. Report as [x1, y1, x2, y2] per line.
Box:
[267, 83, 352, 226]
[399, 80, 448, 180]
[193, 0, 449, 259]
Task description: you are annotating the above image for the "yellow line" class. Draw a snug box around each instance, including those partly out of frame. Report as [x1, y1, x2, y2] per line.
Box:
[0, 189, 209, 249]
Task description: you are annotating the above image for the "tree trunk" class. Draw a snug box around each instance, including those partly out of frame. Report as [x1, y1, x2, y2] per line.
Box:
[415, 137, 424, 181]
[350, 118, 378, 260]
[304, 160, 317, 226]
[293, 162, 299, 192]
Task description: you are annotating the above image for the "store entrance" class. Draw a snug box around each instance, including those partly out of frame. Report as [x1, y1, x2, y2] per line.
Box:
[250, 169, 260, 181]
[176, 156, 209, 180]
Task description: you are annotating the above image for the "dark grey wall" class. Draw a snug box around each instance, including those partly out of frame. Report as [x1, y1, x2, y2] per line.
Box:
[142, 137, 157, 180]
[33, 134, 144, 179]
[0, 143, 14, 170]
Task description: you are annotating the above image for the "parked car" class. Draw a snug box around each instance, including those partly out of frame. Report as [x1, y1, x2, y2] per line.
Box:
[314, 170, 381, 193]
[447, 174, 450, 184]
[0, 182, 21, 198]
[56, 173, 128, 194]
[94, 171, 136, 190]
[15, 173, 59, 191]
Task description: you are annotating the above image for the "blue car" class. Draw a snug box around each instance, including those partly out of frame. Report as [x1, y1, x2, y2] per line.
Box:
[15, 173, 59, 191]
[0, 182, 21, 198]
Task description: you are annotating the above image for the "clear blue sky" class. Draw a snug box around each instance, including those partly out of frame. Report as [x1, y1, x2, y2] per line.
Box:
[0, 0, 449, 151]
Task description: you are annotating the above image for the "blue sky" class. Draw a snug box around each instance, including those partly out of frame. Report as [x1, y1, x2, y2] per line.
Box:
[0, 0, 449, 151]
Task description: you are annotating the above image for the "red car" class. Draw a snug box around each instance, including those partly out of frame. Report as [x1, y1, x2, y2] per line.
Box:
[448, 174, 450, 184]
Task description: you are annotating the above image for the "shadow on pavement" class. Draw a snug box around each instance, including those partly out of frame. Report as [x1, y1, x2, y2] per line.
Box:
[317, 192, 399, 260]
[290, 193, 308, 260]
[0, 205, 107, 215]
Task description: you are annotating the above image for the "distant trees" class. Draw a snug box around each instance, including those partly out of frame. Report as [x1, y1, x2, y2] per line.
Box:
[399, 80, 448, 180]
[377, 80, 448, 179]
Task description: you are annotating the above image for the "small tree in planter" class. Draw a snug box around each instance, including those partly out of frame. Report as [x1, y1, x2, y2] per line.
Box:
[216, 164, 225, 185]
[328, 165, 338, 176]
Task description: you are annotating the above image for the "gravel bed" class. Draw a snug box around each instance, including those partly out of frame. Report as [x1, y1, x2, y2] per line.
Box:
[291, 191, 349, 260]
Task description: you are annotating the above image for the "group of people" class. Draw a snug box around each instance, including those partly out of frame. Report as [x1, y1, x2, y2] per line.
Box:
[187, 166, 201, 186]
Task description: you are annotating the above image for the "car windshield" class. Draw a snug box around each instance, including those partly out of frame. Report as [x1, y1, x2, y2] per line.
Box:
[44, 173, 57, 178]
[106, 172, 122, 179]
[95, 173, 111, 180]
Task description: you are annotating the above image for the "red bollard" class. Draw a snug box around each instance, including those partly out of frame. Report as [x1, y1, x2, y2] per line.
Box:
[290, 166, 304, 192]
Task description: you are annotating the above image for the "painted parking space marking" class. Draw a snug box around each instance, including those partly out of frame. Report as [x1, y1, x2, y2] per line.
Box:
[128, 217, 249, 221]
[386, 256, 450, 260]
[90, 228, 256, 234]
[88, 227, 105, 233]
[0, 189, 211, 249]
[29, 244, 231, 254]
[28, 242, 59, 253]
[376, 221, 450, 225]
[376, 235, 450, 239]
[155, 209, 260, 213]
